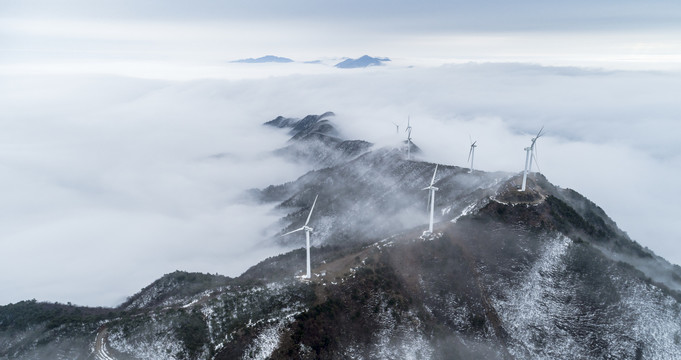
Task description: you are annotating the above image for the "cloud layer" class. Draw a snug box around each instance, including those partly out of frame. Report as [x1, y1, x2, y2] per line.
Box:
[0, 75, 311, 306]
[1, 63, 680, 306]
[2, 0, 680, 306]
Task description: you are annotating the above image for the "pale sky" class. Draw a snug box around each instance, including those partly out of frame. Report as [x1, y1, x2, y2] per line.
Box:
[1, 0, 680, 306]
[3, 0, 681, 73]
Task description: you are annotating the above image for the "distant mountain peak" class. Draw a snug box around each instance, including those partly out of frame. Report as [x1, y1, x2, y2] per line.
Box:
[335, 55, 391, 68]
[232, 55, 294, 63]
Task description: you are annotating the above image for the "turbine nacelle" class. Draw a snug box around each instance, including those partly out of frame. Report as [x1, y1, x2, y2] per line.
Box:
[282, 225, 313, 236]
[531, 127, 544, 141]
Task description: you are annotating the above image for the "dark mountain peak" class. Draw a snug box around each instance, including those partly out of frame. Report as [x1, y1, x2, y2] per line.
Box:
[120, 271, 231, 311]
[335, 55, 391, 69]
[491, 174, 549, 205]
[264, 111, 336, 136]
[290, 120, 339, 141]
[483, 173, 634, 246]
[265, 112, 372, 168]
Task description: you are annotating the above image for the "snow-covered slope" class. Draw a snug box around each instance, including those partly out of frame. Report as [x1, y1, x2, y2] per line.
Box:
[2, 112, 681, 359]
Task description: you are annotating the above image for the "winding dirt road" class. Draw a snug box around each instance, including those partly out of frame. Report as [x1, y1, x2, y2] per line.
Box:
[94, 327, 116, 360]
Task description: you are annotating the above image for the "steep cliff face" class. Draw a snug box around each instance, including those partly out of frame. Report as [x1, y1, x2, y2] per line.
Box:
[2, 113, 680, 359]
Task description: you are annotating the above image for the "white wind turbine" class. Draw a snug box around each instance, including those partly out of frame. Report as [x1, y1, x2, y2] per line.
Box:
[282, 194, 318, 279]
[468, 136, 477, 173]
[405, 117, 413, 160]
[423, 164, 439, 234]
[520, 127, 545, 191]
[392, 122, 399, 134]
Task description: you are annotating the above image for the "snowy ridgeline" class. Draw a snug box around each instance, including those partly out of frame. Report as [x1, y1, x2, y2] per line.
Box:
[106, 281, 310, 360]
[106, 170, 681, 359]
[4, 112, 681, 359]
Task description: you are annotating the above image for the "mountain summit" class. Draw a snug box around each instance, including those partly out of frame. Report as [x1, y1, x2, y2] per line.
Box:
[335, 55, 390, 68]
[264, 112, 372, 168]
[233, 55, 294, 63]
[2, 113, 680, 359]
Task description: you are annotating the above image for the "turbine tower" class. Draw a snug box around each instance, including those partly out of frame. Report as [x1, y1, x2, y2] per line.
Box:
[423, 164, 439, 234]
[520, 127, 544, 191]
[405, 117, 413, 160]
[468, 137, 477, 173]
[282, 194, 318, 279]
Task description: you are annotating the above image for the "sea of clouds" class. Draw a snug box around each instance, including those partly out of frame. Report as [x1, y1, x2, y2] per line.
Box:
[1, 61, 679, 306]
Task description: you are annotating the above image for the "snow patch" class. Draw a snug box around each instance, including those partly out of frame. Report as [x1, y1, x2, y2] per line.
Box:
[364, 294, 434, 359]
[451, 202, 477, 223]
[493, 235, 583, 359]
[241, 320, 287, 360]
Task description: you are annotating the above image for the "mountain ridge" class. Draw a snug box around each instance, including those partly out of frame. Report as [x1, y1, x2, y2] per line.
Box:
[1, 112, 680, 359]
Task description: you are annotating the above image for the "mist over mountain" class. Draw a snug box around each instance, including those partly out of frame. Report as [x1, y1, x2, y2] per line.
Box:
[2, 113, 680, 359]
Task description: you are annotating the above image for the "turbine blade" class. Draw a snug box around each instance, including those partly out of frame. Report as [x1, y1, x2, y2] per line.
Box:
[468, 147, 473, 163]
[533, 144, 542, 173]
[536, 126, 545, 139]
[427, 191, 431, 212]
[430, 164, 438, 186]
[304, 194, 319, 226]
[282, 228, 304, 237]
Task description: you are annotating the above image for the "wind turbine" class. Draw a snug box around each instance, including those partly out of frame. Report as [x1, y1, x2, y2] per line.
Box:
[392, 122, 399, 134]
[282, 194, 318, 279]
[520, 127, 544, 191]
[423, 164, 438, 234]
[468, 136, 477, 173]
[405, 117, 413, 160]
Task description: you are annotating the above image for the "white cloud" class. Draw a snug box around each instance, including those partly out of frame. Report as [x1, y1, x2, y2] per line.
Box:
[0, 75, 312, 306]
[2, 64, 680, 307]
